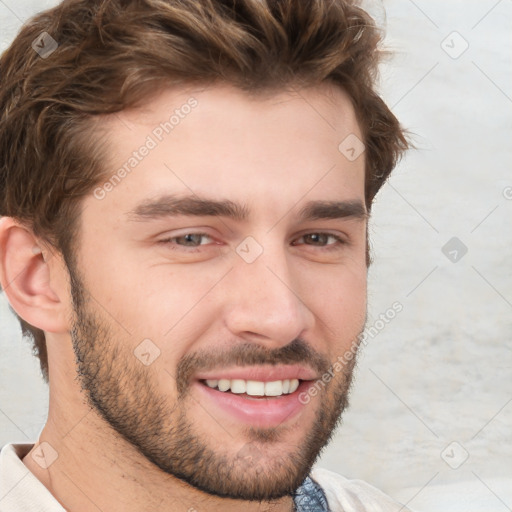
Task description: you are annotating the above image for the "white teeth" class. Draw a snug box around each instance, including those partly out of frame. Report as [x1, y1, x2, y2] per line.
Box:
[264, 380, 283, 396]
[204, 377, 301, 396]
[289, 378, 299, 393]
[230, 379, 246, 394]
[218, 379, 230, 392]
[246, 380, 265, 396]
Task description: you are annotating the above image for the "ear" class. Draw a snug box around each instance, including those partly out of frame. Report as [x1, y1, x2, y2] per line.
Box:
[0, 218, 69, 333]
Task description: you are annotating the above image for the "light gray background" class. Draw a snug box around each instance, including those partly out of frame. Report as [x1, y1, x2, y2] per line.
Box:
[1, 1, 511, 511]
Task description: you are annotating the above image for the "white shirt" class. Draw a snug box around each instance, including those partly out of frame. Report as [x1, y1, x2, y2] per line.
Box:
[0, 443, 412, 511]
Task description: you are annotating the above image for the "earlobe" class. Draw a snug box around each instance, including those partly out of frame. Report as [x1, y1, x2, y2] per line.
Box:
[0, 217, 68, 334]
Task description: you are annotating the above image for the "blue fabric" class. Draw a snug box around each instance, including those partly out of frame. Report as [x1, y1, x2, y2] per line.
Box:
[293, 475, 330, 511]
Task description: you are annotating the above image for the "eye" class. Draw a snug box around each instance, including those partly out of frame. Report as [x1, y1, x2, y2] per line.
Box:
[159, 233, 214, 250]
[292, 232, 346, 250]
[157, 231, 346, 253]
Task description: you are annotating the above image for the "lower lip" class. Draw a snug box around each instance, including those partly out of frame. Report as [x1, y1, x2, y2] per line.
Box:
[194, 381, 312, 428]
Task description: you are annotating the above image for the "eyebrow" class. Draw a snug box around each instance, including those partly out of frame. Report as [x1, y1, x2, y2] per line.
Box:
[127, 195, 368, 223]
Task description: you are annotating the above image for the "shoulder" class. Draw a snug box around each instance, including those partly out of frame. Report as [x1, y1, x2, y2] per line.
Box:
[310, 467, 413, 512]
[0, 443, 66, 511]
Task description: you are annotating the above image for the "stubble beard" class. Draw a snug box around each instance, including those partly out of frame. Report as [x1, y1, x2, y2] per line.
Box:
[67, 265, 361, 501]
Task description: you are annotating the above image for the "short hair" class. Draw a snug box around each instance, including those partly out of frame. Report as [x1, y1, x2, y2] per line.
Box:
[0, 0, 409, 383]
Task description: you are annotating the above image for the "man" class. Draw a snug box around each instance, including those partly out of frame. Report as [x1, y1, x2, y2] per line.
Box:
[0, 0, 410, 510]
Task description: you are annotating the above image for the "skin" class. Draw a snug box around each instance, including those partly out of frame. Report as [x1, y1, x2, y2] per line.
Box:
[0, 82, 368, 512]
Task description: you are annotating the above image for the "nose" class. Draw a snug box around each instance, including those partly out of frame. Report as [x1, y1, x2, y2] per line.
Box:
[222, 243, 315, 348]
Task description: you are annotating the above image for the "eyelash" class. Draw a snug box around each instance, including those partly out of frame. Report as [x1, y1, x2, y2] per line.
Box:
[158, 232, 347, 252]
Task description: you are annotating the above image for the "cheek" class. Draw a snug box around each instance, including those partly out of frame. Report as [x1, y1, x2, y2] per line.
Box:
[97, 266, 230, 384]
[82, 248, 216, 333]
[300, 260, 367, 309]
[137, 265, 228, 333]
[298, 264, 367, 349]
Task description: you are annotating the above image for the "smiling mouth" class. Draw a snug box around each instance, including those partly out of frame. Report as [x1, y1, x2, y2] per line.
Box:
[195, 373, 313, 427]
[200, 378, 301, 398]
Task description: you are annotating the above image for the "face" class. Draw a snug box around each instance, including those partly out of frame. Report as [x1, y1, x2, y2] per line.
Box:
[68, 83, 368, 500]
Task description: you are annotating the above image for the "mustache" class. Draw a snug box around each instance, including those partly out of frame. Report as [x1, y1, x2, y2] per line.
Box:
[175, 338, 331, 395]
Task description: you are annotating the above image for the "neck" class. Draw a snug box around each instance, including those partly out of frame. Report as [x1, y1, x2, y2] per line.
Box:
[22, 398, 294, 512]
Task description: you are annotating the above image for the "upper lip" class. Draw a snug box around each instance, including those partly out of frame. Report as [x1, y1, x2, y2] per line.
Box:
[194, 365, 318, 383]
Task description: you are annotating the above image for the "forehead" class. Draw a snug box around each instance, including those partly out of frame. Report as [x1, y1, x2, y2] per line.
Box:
[88, 82, 365, 224]
[112, 81, 360, 132]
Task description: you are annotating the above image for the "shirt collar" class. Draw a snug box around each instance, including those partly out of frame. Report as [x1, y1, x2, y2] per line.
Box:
[293, 475, 330, 511]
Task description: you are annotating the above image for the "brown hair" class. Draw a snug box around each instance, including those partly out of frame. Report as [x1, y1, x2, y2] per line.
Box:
[0, 0, 409, 383]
